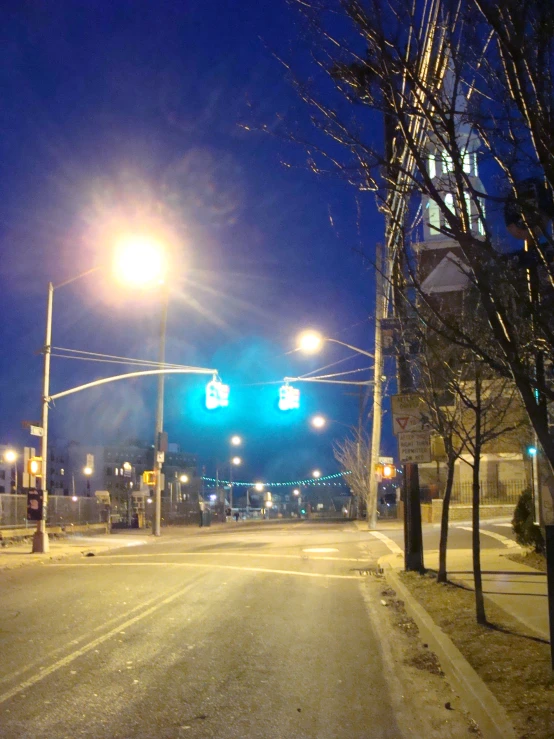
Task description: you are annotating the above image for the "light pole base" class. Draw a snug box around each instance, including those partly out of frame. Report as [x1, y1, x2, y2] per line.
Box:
[32, 525, 50, 553]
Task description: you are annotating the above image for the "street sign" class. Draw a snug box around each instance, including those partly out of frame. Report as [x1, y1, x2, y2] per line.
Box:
[379, 456, 394, 464]
[156, 451, 165, 464]
[397, 431, 432, 464]
[391, 394, 430, 435]
[29, 425, 44, 437]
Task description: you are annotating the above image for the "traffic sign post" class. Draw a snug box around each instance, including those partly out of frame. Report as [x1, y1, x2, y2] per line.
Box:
[398, 431, 432, 464]
[391, 394, 430, 435]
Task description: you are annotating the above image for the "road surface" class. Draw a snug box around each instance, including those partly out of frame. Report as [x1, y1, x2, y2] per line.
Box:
[0, 520, 487, 738]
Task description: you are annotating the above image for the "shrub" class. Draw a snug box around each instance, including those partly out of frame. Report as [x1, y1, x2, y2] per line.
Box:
[512, 489, 545, 553]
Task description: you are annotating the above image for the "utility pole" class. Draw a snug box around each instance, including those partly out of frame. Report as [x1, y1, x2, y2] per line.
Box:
[384, 110, 424, 572]
[368, 243, 385, 530]
[153, 292, 168, 537]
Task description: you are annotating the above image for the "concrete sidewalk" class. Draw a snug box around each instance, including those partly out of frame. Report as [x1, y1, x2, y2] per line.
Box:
[383, 547, 550, 642]
[0, 530, 153, 571]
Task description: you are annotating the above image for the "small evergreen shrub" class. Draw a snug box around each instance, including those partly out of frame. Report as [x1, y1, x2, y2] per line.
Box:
[512, 489, 545, 553]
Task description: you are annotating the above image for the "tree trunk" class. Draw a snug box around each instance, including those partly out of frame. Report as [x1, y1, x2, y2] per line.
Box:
[437, 455, 455, 584]
[472, 445, 487, 624]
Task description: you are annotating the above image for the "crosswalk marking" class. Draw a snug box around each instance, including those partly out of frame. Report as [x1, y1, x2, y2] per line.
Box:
[368, 531, 403, 554]
[457, 526, 519, 548]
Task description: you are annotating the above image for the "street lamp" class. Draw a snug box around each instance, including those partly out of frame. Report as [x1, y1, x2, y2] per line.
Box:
[3, 449, 18, 493]
[230, 435, 242, 446]
[228, 456, 242, 514]
[312, 469, 321, 478]
[310, 414, 327, 429]
[297, 330, 374, 359]
[35, 237, 168, 552]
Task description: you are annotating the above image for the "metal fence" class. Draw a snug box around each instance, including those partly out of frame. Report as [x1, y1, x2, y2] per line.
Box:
[0, 494, 105, 528]
[448, 479, 526, 505]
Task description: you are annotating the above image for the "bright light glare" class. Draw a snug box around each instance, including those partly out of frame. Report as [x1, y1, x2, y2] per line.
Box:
[266, 500, 273, 508]
[230, 435, 242, 446]
[179, 474, 189, 483]
[298, 330, 323, 353]
[83, 466, 93, 475]
[113, 234, 166, 287]
[255, 482, 264, 492]
[147, 498, 153, 504]
[231, 456, 242, 465]
[71, 495, 78, 502]
[293, 488, 300, 496]
[311, 414, 326, 429]
[210, 494, 217, 502]
[312, 469, 321, 478]
[4, 449, 17, 463]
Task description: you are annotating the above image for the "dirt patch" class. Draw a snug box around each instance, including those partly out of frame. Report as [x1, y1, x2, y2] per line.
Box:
[399, 570, 554, 739]
[504, 550, 547, 573]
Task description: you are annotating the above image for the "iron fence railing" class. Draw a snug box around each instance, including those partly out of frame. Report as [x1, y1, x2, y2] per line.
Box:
[0, 494, 105, 528]
[448, 479, 525, 505]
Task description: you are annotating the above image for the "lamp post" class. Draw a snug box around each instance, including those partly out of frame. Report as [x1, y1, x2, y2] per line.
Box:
[152, 290, 168, 537]
[35, 236, 167, 552]
[229, 456, 241, 514]
[4, 449, 18, 494]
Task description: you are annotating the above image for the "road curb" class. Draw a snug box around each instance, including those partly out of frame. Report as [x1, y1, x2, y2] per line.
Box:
[383, 565, 517, 739]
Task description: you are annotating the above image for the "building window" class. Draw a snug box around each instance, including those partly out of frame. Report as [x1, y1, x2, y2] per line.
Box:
[462, 150, 471, 174]
[0, 486, 5, 493]
[0, 470, 5, 480]
[463, 192, 472, 228]
[473, 152, 478, 177]
[60, 468, 65, 476]
[106, 467, 112, 476]
[478, 197, 486, 235]
[443, 152, 454, 173]
[427, 200, 440, 232]
[428, 154, 436, 178]
[444, 192, 453, 211]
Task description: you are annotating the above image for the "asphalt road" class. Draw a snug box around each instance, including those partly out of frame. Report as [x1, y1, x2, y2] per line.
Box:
[0, 520, 485, 738]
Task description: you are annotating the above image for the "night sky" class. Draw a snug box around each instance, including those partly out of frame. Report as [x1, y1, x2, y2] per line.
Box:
[0, 1, 388, 484]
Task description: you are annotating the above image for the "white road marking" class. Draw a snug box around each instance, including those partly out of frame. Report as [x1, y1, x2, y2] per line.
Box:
[368, 531, 403, 554]
[96, 551, 363, 563]
[50, 562, 361, 579]
[457, 526, 519, 548]
[302, 547, 339, 553]
[0, 580, 199, 706]
[492, 523, 513, 529]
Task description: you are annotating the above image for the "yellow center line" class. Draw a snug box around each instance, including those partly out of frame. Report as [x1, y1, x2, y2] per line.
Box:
[90, 551, 364, 563]
[0, 578, 202, 707]
[51, 561, 361, 579]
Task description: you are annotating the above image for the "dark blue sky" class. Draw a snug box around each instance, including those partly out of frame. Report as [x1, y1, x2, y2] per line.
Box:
[0, 1, 387, 483]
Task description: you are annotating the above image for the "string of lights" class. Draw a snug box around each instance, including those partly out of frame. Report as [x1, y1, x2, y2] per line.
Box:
[201, 471, 351, 487]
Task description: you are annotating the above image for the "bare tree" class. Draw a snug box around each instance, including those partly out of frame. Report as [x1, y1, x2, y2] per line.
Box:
[334, 429, 374, 518]
[281, 0, 554, 495]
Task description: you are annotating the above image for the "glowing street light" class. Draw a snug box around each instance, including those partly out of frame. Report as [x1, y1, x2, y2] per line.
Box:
[3, 449, 18, 494]
[231, 456, 242, 466]
[293, 488, 300, 496]
[310, 414, 327, 429]
[83, 466, 93, 476]
[230, 435, 242, 446]
[179, 474, 189, 483]
[4, 449, 17, 464]
[312, 469, 321, 478]
[112, 234, 167, 288]
[297, 329, 373, 359]
[254, 482, 264, 492]
[297, 330, 324, 354]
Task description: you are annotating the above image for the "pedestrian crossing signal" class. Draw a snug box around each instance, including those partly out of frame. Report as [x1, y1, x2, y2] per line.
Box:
[206, 378, 230, 410]
[142, 471, 156, 486]
[278, 383, 300, 411]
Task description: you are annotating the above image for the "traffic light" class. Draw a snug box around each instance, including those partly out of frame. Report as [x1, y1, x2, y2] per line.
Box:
[27, 457, 43, 477]
[142, 471, 156, 486]
[206, 378, 230, 410]
[383, 464, 394, 479]
[278, 383, 300, 410]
